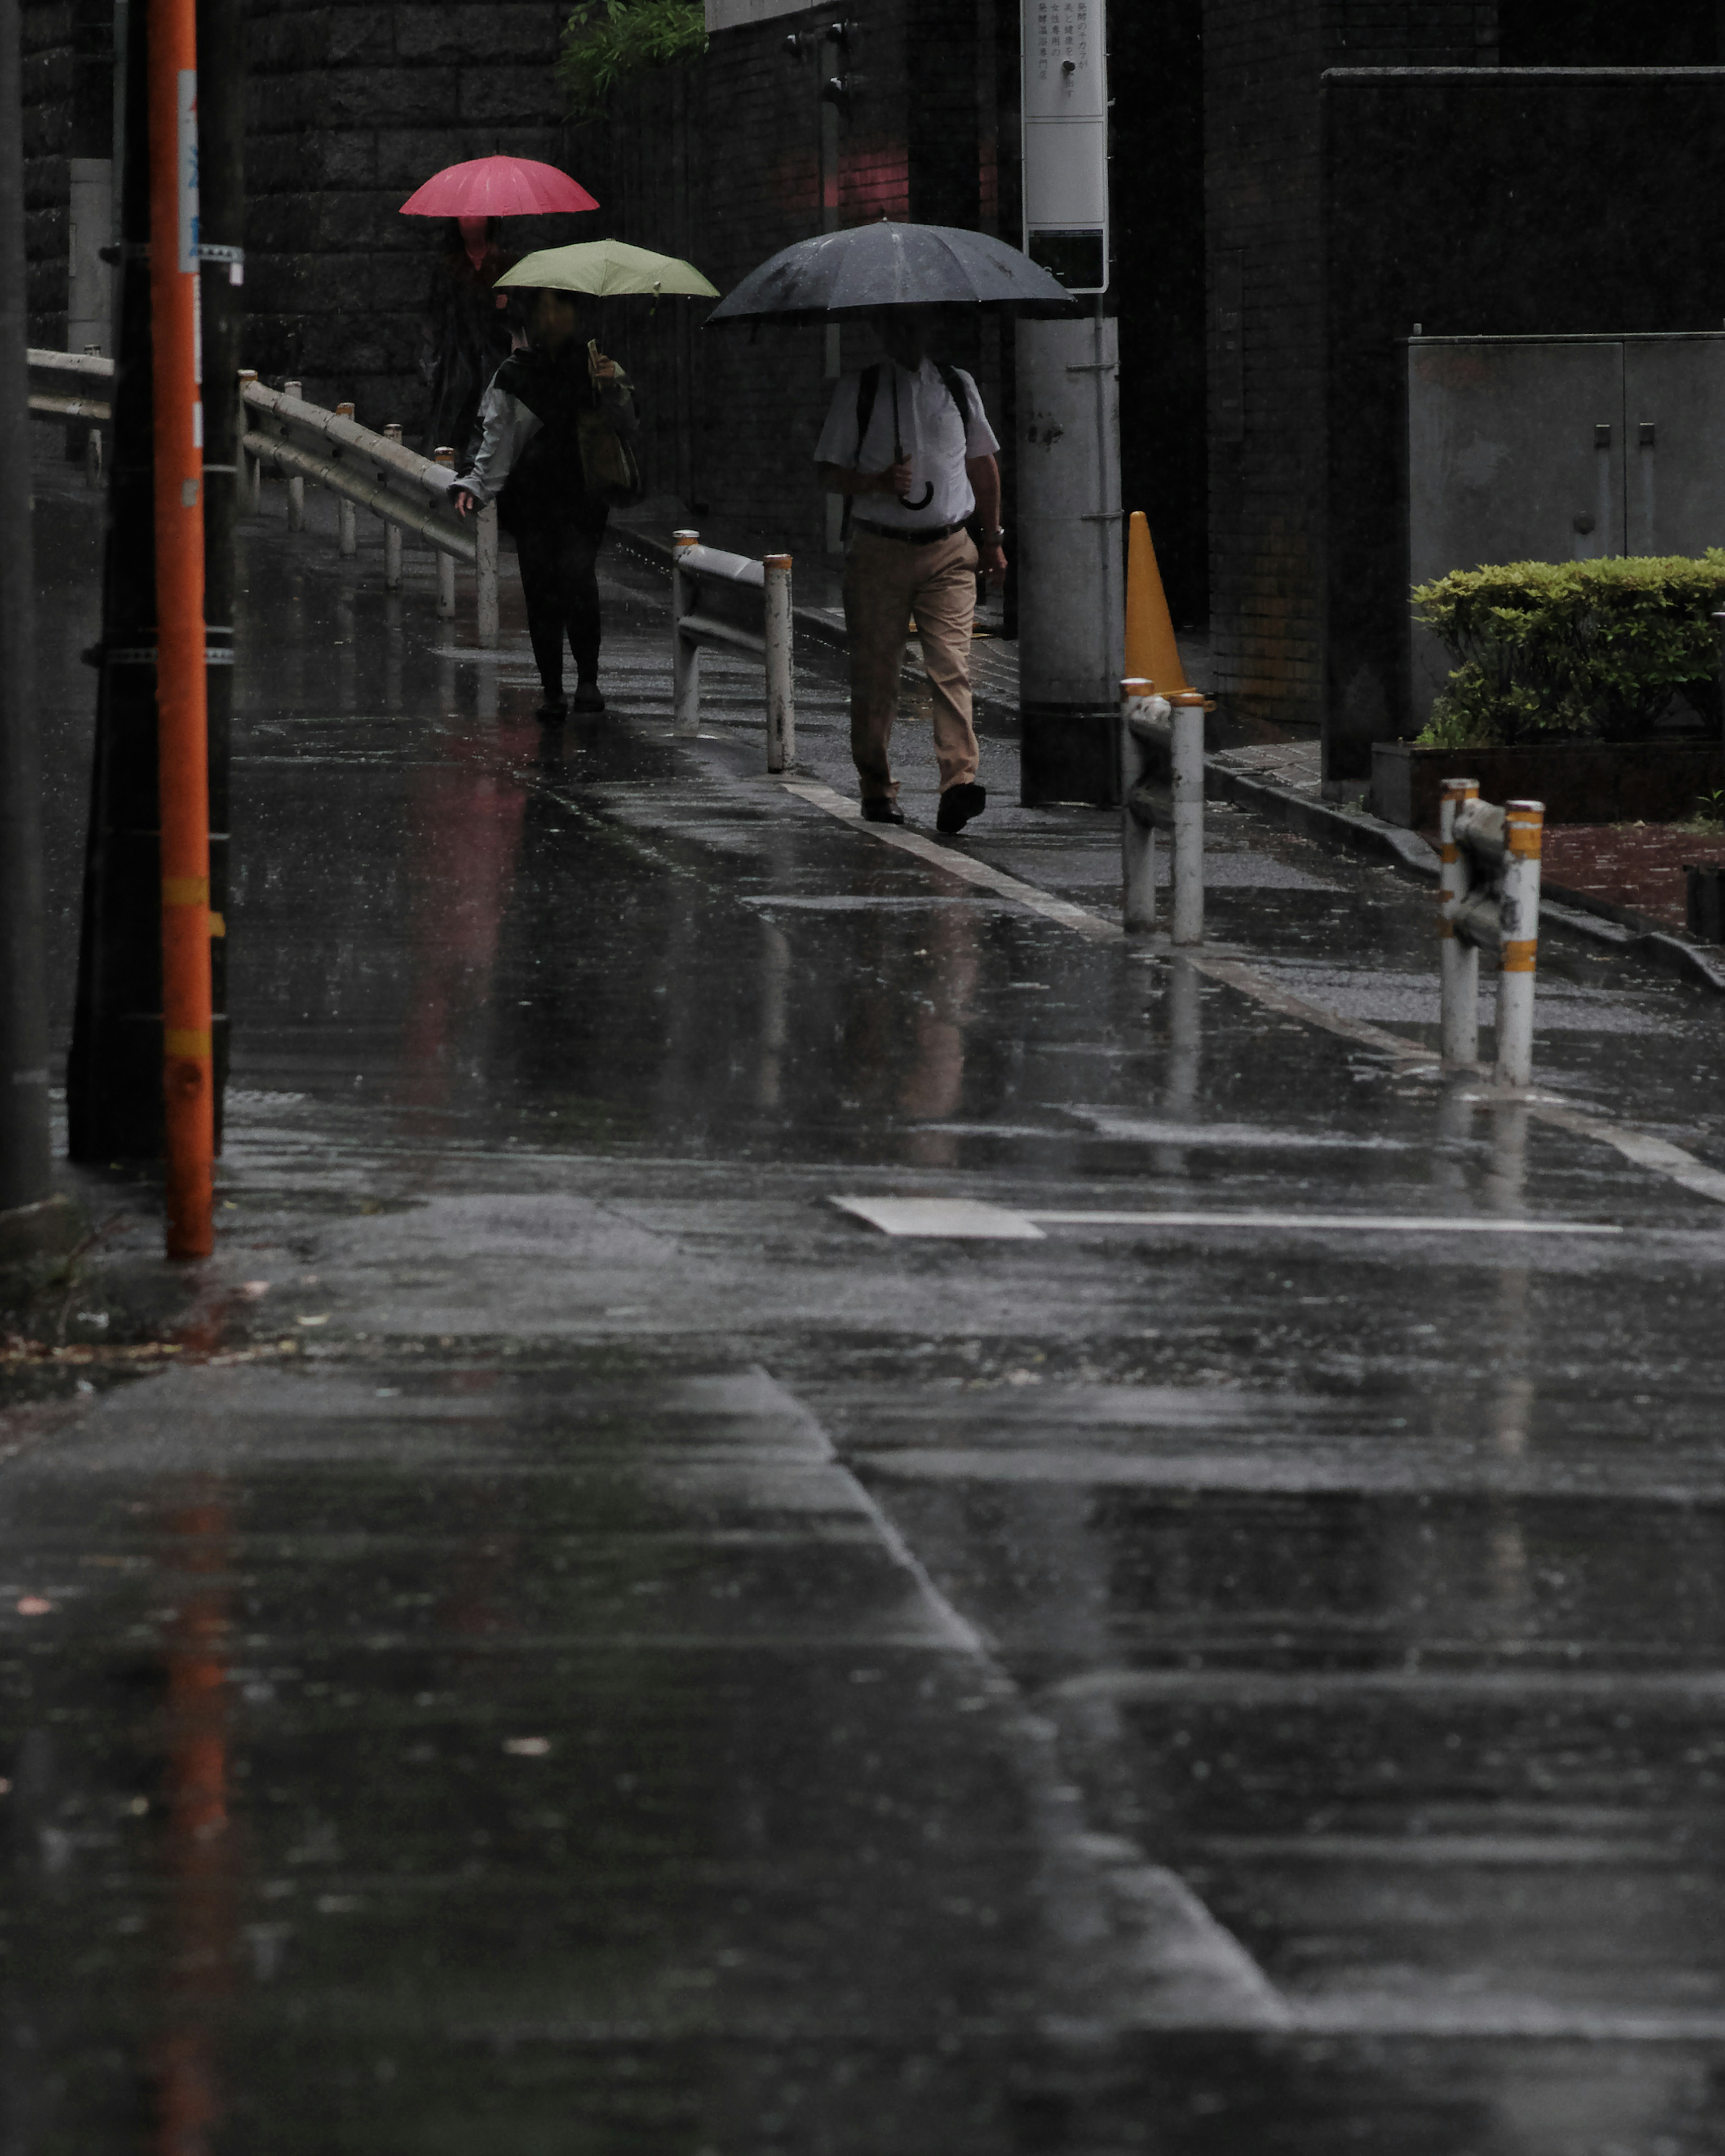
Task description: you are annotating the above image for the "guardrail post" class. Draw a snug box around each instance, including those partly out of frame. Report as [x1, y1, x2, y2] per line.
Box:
[1439, 776, 1480, 1064]
[238, 371, 260, 511]
[1119, 676, 1160, 932]
[283, 380, 305, 529]
[432, 446, 456, 619]
[475, 501, 498, 649]
[764, 552, 794, 772]
[1496, 799, 1543, 1090]
[381, 422, 403, 589]
[672, 529, 701, 738]
[335, 402, 358, 556]
[1169, 689, 1206, 948]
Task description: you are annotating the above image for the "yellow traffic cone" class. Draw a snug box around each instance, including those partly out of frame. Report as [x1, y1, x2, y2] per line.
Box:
[1125, 511, 1189, 695]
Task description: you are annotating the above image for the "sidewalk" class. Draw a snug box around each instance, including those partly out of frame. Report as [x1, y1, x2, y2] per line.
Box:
[14, 459, 1725, 2152]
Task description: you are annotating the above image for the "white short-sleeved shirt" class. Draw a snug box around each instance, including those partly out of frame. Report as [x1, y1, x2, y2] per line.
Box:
[814, 357, 1000, 532]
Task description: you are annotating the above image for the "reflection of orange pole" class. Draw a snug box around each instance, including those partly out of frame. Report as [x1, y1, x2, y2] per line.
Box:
[149, 0, 214, 1258]
[155, 1499, 233, 2156]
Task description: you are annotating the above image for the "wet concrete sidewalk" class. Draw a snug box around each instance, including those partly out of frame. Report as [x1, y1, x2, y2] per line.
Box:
[11, 461, 1725, 2153]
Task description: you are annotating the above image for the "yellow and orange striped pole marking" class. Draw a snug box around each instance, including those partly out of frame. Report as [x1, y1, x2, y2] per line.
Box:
[1495, 799, 1544, 1088]
[149, 0, 214, 1259]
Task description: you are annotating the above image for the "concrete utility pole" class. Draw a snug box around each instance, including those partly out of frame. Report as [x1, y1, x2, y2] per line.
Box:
[1015, 0, 1123, 808]
[0, 0, 58, 1233]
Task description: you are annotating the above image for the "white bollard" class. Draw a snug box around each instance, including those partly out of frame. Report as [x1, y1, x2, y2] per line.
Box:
[1495, 799, 1544, 1090]
[1169, 689, 1206, 948]
[1439, 776, 1480, 1064]
[381, 423, 404, 589]
[238, 371, 261, 512]
[1119, 676, 1162, 933]
[764, 552, 794, 772]
[672, 529, 701, 738]
[475, 501, 499, 649]
[432, 446, 456, 617]
[283, 379, 305, 529]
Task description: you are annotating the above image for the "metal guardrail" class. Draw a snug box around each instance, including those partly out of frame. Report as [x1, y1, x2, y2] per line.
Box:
[27, 352, 499, 647]
[671, 530, 794, 773]
[1439, 778, 1545, 1086]
[27, 348, 112, 487]
[1120, 676, 1205, 943]
[27, 346, 112, 420]
[241, 376, 498, 647]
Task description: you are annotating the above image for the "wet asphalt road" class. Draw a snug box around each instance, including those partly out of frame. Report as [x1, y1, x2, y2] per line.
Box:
[9, 460, 1725, 2153]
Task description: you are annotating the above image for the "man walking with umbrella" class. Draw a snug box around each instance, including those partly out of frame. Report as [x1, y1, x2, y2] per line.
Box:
[816, 308, 1007, 831]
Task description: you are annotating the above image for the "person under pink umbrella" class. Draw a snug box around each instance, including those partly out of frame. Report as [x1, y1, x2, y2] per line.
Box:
[402, 156, 599, 464]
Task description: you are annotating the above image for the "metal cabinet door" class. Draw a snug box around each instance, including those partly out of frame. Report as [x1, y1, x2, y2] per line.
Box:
[1623, 338, 1725, 558]
[1407, 339, 1623, 718]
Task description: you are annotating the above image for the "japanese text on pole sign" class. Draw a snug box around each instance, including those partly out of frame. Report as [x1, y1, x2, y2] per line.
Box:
[177, 71, 199, 274]
[1020, 0, 1109, 290]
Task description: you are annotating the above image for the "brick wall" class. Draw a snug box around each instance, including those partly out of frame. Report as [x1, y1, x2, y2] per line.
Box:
[243, 0, 581, 429]
[1203, 0, 1496, 743]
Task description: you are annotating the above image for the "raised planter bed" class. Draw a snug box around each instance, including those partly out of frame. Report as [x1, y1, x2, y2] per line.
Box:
[1371, 740, 1723, 833]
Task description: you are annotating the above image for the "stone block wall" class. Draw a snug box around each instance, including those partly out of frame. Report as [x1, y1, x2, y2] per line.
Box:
[243, 0, 585, 429]
[1203, 0, 1497, 744]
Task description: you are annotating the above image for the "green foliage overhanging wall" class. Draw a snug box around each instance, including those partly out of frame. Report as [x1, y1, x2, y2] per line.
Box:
[559, 1, 709, 115]
[1412, 554, 1725, 749]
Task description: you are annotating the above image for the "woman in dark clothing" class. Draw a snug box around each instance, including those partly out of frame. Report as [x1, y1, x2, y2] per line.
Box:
[418, 216, 516, 462]
[451, 287, 639, 721]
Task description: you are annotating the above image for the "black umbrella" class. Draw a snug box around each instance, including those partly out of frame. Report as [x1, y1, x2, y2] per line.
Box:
[704, 221, 1075, 327]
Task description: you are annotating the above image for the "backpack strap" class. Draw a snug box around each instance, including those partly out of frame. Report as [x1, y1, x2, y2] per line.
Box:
[935, 361, 973, 437]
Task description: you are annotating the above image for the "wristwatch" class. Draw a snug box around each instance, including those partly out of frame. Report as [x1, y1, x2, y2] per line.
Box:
[981, 526, 1005, 543]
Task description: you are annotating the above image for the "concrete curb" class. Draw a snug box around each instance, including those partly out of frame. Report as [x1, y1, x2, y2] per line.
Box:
[1206, 761, 1725, 994]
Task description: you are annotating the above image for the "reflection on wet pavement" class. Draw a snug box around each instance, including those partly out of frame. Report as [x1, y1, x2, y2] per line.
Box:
[15, 467, 1725, 2152]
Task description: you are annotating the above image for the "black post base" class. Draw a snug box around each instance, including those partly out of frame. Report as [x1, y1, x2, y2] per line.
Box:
[1019, 702, 1121, 810]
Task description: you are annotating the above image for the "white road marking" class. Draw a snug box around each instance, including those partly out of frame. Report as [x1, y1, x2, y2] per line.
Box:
[834, 1197, 1619, 1240]
[780, 777, 1118, 941]
[784, 775, 1725, 1209]
[831, 1196, 1047, 1240]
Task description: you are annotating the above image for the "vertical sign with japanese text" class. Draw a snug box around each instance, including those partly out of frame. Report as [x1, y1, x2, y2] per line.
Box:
[1021, 0, 1108, 292]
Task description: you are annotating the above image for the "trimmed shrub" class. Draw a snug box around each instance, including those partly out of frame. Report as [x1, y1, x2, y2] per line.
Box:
[1411, 553, 1725, 749]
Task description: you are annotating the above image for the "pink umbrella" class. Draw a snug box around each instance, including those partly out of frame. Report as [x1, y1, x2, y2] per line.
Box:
[400, 156, 598, 219]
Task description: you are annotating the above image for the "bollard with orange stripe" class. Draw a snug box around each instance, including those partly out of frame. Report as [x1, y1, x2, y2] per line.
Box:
[150, 0, 215, 1259]
[1495, 799, 1544, 1090]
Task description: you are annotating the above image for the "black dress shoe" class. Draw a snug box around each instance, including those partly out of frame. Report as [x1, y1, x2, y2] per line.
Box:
[936, 781, 986, 835]
[571, 682, 606, 713]
[535, 696, 567, 725]
[861, 797, 906, 825]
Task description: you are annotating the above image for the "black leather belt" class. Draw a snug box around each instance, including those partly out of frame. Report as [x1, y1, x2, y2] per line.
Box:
[852, 520, 967, 545]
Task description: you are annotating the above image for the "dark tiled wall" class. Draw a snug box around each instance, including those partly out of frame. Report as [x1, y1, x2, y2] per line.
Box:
[23, 0, 112, 347]
[1203, 0, 1497, 741]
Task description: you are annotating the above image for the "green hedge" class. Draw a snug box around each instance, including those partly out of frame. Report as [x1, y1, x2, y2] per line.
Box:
[1411, 553, 1725, 749]
[559, 1, 707, 115]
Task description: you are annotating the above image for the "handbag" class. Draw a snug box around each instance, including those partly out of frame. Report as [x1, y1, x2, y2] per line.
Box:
[576, 398, 642, 508]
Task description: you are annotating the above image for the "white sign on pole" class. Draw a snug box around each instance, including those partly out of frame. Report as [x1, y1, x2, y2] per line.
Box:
[1021, 0, 1109, 292]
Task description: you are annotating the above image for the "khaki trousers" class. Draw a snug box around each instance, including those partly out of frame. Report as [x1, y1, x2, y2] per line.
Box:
[843, 526, 981, 804]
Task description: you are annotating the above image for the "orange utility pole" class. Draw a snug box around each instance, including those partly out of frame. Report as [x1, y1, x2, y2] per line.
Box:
[148, 0, 214, 1258]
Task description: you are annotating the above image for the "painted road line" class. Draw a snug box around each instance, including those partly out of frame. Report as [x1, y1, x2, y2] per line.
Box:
[780, 777, 1119, 942]
[787, 776, 1725, 1211]
[833, 1197, 1621, 1240]
[832, 1196, 1047, 1240]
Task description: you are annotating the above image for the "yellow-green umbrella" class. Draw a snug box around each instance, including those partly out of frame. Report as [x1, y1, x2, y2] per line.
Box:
[496, 240, 717, 299]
